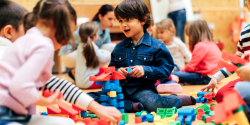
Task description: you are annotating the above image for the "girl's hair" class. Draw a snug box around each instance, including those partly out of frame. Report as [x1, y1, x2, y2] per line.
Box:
[114, 0, 151, 31]
[23, 0, 75, 45]
[157, 18, 176, 35]
[79, 22, 99, 68]
[92, 4, 114, 21]
[188, 20, 213, 51]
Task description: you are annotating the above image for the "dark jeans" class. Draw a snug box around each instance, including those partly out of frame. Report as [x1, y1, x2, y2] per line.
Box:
[173, 72, 211, 85]
[88, 88, 183, 113]
[168, 9, 186, 42]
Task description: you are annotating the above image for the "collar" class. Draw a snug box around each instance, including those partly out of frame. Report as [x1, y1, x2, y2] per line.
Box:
[26, 27, 45, 37]
[125, 31, 151, 47]
[0, 37, 13, 46]
[94, 21, 105, 35]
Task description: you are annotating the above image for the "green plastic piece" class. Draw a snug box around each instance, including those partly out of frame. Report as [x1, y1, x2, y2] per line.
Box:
[205, 110, 212, 115]
[208, 111, 214, 116]
[233, 104, 244, 114]
[135, 112, 141, 117]
[202, 114, 210, 122]
[169, 121, 181, 125]
[140, 110, 148, 114]
[158, 114, 165, 119]
[87, 114, 96, 119]
[210, 104, 216, 106]
[237, 63, 243, 67]
[211, 120, 214, 123]
[157, 108, 166, 114]
[122, 113, 129, 124]
[195, 104, 210, 114]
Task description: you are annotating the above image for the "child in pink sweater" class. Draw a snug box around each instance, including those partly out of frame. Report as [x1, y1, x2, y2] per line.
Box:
[173, 20, 222, 85]
[0, 0, 121, 125]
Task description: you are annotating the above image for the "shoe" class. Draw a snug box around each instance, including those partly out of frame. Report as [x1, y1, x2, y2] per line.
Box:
[156, 83, 182, 93]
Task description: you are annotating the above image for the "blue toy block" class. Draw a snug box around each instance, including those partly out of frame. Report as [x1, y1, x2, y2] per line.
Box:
[80, 111, 87, 117]
[41, 112, 48, 115]
[100, 95, 110, 102]
[110, 83, 116, 91]
[96, 81, 104, 85]
[119, 120, 125, 125]
[116, 101, 124, 108]
[146, 114, 154, 122]
[116, 87, 122, 93]
[116, 93, 124, 100]
[113, 80, 120, 88]
[197, 92, 210, 97]
[101, 102, 109, 106]
[201, 98, 207, 103]
[127, 68, 133, 73]
[196, 98, 201, 103]
[140, 115, 147, 122]
[102, 87, 110, 92]
[177, 107, 196, 125]
[109, 98, 117, 106]
[103, 81, 110, 90]
[119, 109, 125, 113]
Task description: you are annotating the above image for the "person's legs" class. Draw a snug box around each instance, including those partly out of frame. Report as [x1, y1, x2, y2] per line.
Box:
[100, 43, 116, 53]
[215, 78, 241, 103]
[235, 81, 250, 121]
[174, 9, 186, 42]
[60, 50, 77, 69]
[173, 72, 211, 85]
[26, 115, 75, 125]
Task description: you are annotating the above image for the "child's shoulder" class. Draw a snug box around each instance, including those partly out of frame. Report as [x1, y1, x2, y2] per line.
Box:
[150, 37, 165, 47]
[241, 24, 250, 36]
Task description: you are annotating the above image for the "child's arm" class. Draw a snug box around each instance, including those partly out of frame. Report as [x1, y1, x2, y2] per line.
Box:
[178, 40, 191, 62]
[92, 42, 108, 63]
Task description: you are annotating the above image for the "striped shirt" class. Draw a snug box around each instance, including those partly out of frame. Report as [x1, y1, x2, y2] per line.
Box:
[214, 24, 250, 81]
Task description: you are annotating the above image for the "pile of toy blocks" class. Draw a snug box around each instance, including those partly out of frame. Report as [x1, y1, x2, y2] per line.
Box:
[189, 91, 215, 103]
[134, 110, 154, 123]
[196, 104, 215, 124]
[89, 67, 126, 113]
[176, 106, 196, 125]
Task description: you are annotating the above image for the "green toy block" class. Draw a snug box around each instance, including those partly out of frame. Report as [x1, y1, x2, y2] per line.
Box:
[202, 114, 210, 123]
[157, 108, 166, 114]
[211, 120, 214, 123]
[169, 121, 181, 125]
[208, 111, 214, 116]
[135, 112, 141, 117]
[122, 113, 129, 124]
[210, 104, 216, 106]
[205, 110, 212, 115]
[141, 110, 148, 114]
[158, 114, 165, 119]
[195, 104, 210, 114]
[233, 104, 244, 114]
[88, 114, 96, 119]
[237, 63, 243, 67]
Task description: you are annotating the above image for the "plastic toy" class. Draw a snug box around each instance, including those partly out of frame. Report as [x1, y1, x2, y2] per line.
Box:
[122, 113, 129, 124]
[135, 117, 142, 123]
[194, 91, 215, 103]
[176, 107, 196, 125]
[156, 107, 177, 119]
[42, 90, 62, 99]
[119, 120, 125, 125]
[140, 115, 147, 122]
[146, 114, 154, 122]
[195, 104, 210, 115]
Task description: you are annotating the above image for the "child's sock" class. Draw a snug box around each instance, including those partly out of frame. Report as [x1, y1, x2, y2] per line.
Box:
[68, 69, 75, 81]
[176, 95, 196, 106]
[132, 102, 144, 112]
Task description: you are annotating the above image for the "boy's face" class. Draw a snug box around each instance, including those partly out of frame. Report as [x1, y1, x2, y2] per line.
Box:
[118, 17, 145, 38]
[0, 24, 25, 42]
[157, 28, 173, 43]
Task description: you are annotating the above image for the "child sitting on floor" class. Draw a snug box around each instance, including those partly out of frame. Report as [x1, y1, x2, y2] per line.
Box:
[75, 22, 110, 89]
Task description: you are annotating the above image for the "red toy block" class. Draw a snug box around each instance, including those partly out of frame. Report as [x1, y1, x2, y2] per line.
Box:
[82, 118, 92, 124]
[223, 90, 245, 116]
[58, 102, 78, 116]
[218, 60, 238, 72]
[98, 119, 110, 125]
[197, 109, 205, 120]
[89, 76, 96, 81]
[175, 116, 178, 121]
[204, 92, 215, 101]
[72, 104, 85, 111]
[222, 52, 232, 60]
[135, 117, 142, 123]
[95, 73, 111, 81]
[111, 71, 126, 80]
[210, 105, 215, 111]
[206, 117, 212, 123]
[42, 90, 62, 99]
[222, 52, 248, 65]
[47, 105, 61, 114]
[92, 118, 100, 122]
[88, 122, 98, 125]
[104, 67, 116, 73]
[75, 117, 84, 123]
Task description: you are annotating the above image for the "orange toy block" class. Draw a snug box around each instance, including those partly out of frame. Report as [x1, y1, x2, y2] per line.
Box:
[95, 73, 111, 81]
[72, 104, 85, 111]
[47, 105, 61, 114]
[222, 52, 248, 65]
[58, 102, 78, 116]
[42, 90, 62, 99]
[89, 76, 96, 81]
[111, 71, 126, 80]
[98, 119, 111, 125]
[104, 67, 116, 73]
[218, 61, 238, 72]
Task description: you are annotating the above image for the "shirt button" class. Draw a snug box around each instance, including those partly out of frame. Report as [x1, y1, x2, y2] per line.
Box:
[133, 48, 135, 50]
[144, 57, 146, 60]
[145, 76, 147, 78]
[131, 60, 133, 62]
[119, 57, 121, 60]
[125, 80, 127, 82]
[131, 41, 133, 43]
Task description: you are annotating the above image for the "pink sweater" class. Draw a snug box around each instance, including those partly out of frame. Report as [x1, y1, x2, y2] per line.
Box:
[0, 27, 54, 115]
[182, 41, 222, 75]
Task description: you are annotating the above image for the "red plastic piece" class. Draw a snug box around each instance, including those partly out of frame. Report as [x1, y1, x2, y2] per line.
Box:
[88, 122, 98, 125]
[206, 117, 212, 123]
[210, 105, 215, 111]
[204, 92, 215, 101]
[98, 119, 110, 125]
[197, 109, 205, 120]
[89, 76, 96, 81]
[82, 118, 92, 124]
[104, 67, 116, 73]
[175, 116, 178, 121]
[58, 102, 78, 115]
[111, 71, 126, 80]
[222, 52, 248, 65]
[135, 117, 142, 123]
[92, 118, 100, 122]
[47, 105, 61, 114]
[95, 73, 111, 81]
[42, 90, 62, 99]
[72, 104, 85, 111]
[218, 60, 238, 72]
[75, 118, 85, 123]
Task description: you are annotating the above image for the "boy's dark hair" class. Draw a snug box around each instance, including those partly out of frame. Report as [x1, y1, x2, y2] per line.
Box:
[0, 0, 28, 31]
[23, 0, 74, 46]
[114, 0, 151, 31]
[92, 4, 114, 21]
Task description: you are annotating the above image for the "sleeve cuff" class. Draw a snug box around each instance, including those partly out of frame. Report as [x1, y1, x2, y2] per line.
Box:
[75, 93, 94, 110]
[142, 65, 152, 79]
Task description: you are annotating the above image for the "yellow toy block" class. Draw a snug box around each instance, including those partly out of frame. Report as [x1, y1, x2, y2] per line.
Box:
[224, 110, 248, 125]
[189, 92, 197, 97]
[141, 112, 147, 115]
[154, 115, 161, 122]
[110, 91, 117, 97]
[154, 123, 163, 125]
[107, 92, 110, 96]
[75, 122, 86, 125]
[48, 114, 68, 117]
[150, 112, 156, 116]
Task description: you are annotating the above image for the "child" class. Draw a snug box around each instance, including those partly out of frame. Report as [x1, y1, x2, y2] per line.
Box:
[0, 0, 121, 125]
[75, 22, 110, 89]
[88, 0, 196, 113]
[173, 20, 222, 85]
[147, 18, 155, 36]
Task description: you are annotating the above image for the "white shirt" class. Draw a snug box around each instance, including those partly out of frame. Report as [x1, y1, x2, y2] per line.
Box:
[165, 37, 191, 69]
[169, 0, 185, 12]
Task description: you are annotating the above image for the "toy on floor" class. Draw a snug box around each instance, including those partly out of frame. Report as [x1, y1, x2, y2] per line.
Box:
[89, 66, 125, 113]
[214, 90, 248, 125]
[195, 91, 215, 103]
[176, 106, 196, 125]
[42, 90, 62, 99]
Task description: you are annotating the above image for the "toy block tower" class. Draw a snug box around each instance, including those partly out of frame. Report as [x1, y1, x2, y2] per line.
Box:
[89, 66, 125, 113]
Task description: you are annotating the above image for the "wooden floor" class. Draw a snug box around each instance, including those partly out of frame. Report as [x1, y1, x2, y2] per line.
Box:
[37, 73, 239, 124]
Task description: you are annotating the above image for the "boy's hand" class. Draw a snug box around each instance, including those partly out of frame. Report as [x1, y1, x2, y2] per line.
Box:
[87, 101, 121, 125]
[129, 66, 144, 78]
[236, 63, 250, 81]
[117, 68, 128, 77]
[171, 75, 179, 83]
[200, 76, 219, 92]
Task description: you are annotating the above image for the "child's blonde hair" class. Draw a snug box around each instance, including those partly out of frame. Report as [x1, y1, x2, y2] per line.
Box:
[157, 18, 176, 35]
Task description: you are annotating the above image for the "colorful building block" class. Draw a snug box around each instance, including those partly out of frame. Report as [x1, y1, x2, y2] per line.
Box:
[146, 114, 154, 122]
[47, 105, 61, 114]
[177, 107, 196, 125]
[189, 92, 197, 98]
[140, 115, 147, 122]
[135, 117, 142, 123]
[43, 90, 62, 99]
[150, 112, 156, 116]
[122, 113, 129, 124]
[41, 112, 48, 115]
[141, 112, 147, 116]
[80, 111, 87, 117]
[195, 104, 210, 114]
[169, 121, 181, 125]
[154, 115, 161, 122]
[135, 112, 141, 117]
[110, 91, 116, 97]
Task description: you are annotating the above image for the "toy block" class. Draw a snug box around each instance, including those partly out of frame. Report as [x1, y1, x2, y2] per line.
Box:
[111, 71, 126, 80]
[110, 91, 117, 97]
[195, 104, 210, 114]
[169, 121, 181, 125]
[72, 104, 85, 111]
[209, 111, 214, 116]
[100, 95, 110, 102]
[80, 111, 87, 117]
[110, 83, 116, 91]
[41, 112, 48, 115]
[82, 118, 92, 124]
[98, 119, 111, 125]
[146, 114, 154, 122]
[202, 114, 210, 122]
[116, 101, 124, 108]
[104, 67, 116, 73]
[197, 109, 205, 120]
[206, 117, 213, 123]
[140, 115, 147, 122]
[109, 99, 117, 106]
[141, 110, 148, 114]
[158, 114, 165, 119]
[92, 118, 100, 122]
[122, 113, 129, 124]
[210, 105, 215, 111]
[95, 73, 111, 81]
[135, 117, 142, 123]
[218, 61, 238, 72]
[151, 112, 156, 116]
[189, 92, 197, 98]
[196, 97, 201, 103]
[101, 102, 109, 106]
[87, 114, 97, 119]
[201, 98, 207, 103]
[135, 112, 141, 117]
[177, 107, 196, 125]
[127, 68, 133, 73]
[222, 52, 248, 65]
[154, 115, 161, 122]
[116, 94, 124, 100]
[116, 87, 122, 93]
[157, 108, 166, 114]
[89, 76, 96, 81]
[42, 90, 62, 99]
[47, 105, 61, 114]
[119, 109, 125, 113]
[58, 102, 78, 116]
[141, 112, 147, 115]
